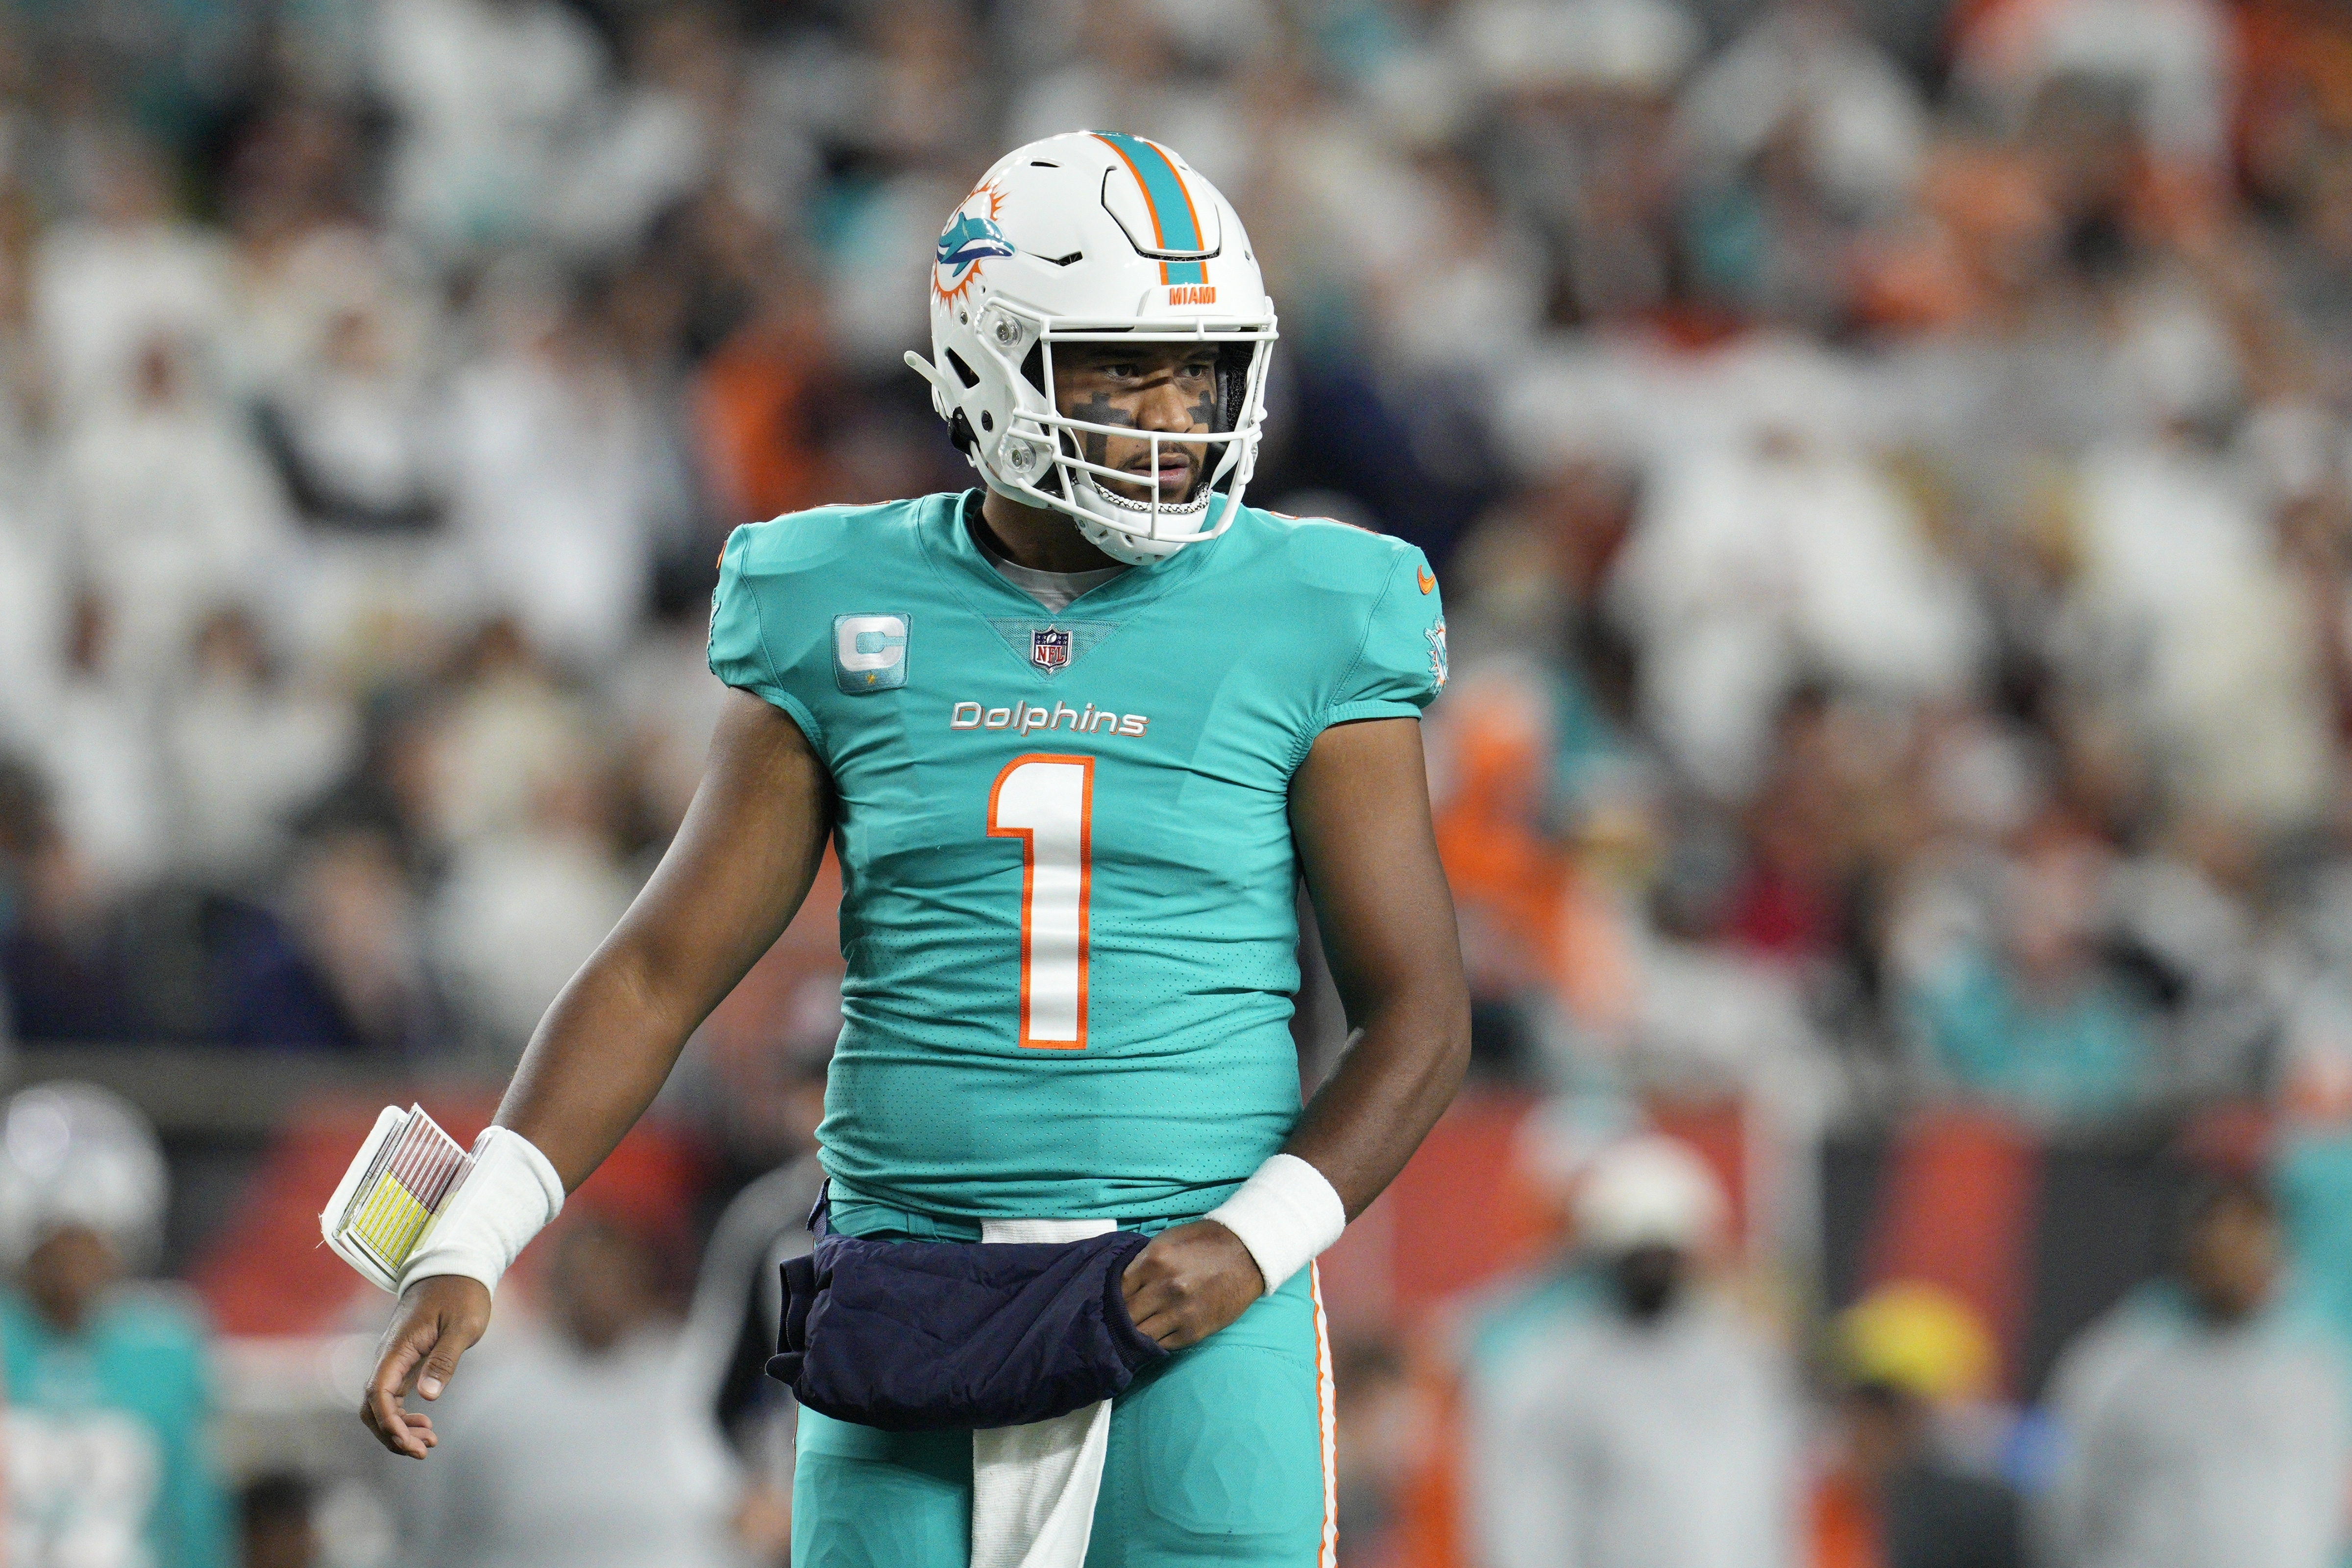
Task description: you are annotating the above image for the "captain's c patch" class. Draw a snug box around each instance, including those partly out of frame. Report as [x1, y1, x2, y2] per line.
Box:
[834, 613, 909, 693]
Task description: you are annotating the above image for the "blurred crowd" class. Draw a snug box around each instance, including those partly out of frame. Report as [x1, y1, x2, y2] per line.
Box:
[6, 0, 2352, 1562]
[0, 0, 2347, 1125]
[0, 0, 2331, 1095]
[1421, 0, 2352, 1139]
[1448, 1132, 2350, 1568]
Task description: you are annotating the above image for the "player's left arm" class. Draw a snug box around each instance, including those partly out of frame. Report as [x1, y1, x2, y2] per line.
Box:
[1123, 715, 1470, 1348]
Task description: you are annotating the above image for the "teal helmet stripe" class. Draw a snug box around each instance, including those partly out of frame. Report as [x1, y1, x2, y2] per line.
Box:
[1094, 132, 1209, 285]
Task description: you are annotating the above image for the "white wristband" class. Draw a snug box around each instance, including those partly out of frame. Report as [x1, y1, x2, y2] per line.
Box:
[1204, 1153, 1347, 1298]
[398, 1127, 565, 1298]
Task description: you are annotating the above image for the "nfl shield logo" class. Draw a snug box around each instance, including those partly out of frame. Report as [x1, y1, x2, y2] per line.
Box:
[1030, 627, 1072, 672]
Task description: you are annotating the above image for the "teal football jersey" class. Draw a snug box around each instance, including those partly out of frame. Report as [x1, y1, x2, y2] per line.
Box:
[708, 490, 1445, 1221]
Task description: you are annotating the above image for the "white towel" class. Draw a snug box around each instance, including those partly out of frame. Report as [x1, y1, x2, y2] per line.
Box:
[971, 1217, 1121, 1568]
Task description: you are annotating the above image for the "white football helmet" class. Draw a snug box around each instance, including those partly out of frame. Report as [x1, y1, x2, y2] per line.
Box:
[0, 1083, 169, 1267]
[906, 132, 1279, 566]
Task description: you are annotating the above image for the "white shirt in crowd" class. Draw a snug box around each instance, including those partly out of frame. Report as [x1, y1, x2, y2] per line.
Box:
[2041, 1293, 2350, 1568]
[1470, 1291, 1797, 1568]
[405, 1323, 750, 1568]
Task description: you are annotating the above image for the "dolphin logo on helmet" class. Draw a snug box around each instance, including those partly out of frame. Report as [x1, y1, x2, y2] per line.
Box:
[936, 211, 1015, 275]
[904, 133, 1279, 567]
[933, 182, 1012, 310]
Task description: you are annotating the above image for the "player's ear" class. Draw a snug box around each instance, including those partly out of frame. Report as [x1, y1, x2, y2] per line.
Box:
[1216, 344, 1250, 432]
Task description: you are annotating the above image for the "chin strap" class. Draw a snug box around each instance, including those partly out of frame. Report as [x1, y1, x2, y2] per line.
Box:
[908, 350, 985, 459]
[1072, 514, 1179, 567]
[903, 349, 951, 404]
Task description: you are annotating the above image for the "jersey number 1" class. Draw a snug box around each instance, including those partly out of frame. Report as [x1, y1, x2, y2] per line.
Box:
[988, 755, 1094, 1049]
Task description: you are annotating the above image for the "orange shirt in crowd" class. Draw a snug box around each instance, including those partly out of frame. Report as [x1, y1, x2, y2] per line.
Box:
[1811, 1467, 1886, 1568]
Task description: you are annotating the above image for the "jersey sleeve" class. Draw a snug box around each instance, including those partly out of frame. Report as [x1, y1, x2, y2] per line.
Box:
[1321, 544, 1446, 729]
[707, 523, 827, 750]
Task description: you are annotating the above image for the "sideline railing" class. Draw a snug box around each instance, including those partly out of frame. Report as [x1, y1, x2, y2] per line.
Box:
[5, 1045, 498, 1136]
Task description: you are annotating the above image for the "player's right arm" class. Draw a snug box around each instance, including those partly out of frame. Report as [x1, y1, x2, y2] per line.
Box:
[362, 690, 832, 1459]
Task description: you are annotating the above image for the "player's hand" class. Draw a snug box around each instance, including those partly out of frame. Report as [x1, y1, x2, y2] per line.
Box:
[1120, 1220, 1264, 1351]
[361, 1274, 491, 1459]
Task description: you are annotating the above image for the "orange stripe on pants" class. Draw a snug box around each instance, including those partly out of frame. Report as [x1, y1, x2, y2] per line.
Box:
[1311, 1264, 1338, 1568]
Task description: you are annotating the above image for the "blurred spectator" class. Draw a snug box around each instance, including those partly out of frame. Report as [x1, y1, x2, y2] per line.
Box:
[427, 778, 635, 1059]
[1680, 4, 1929, 328]
[1462, 0, 1699, 326]
[29, 595, 167, 897]
[1372, 151, 1550, 377]
[443, 277, 664, 669]
[798, 2, 986, 370]
[59, 329, 295, 687]
[371, 0, 606, 257]
[1469, 1135, 1796, 1568]
[162, 608, 356, 887]
[2056, 403, 2336, 835]
[1457, 1097, 1647, 1408]
[0, 1084, 231, 1568]
[1810, 1283, 2023, 1568]
[0, 754, 139, 1043]
[251, 272, 446, 536]
[690, 270, 846, 527]
[238, 1472, 318, 1568]
[1606, 375, 1985, 801]
[609, 623, 734, 847]
[1424, 665, 1615, 1049]
[1007, 0, 1259, 187]
[406, 1210, 752, 1568]
[2040, 1176, 2349, 1568]
[543, 9, 732, 264]
[415, 618, 598, 848]
[1951, 0, 2236, 170]
[269, 829, 441, 1053]
[1331, 1336, 1434, 1568]
[1892, 813, 2158, 1120]
[221, 103, 382, 376]
[31, 136, 231, 422]
[1680, 2, 1927, 220]
[0, 484, 68, 747]
[197, 827, 445, 1053]
[679, 1036, 830, 1568]
[423, 629, 636, 1057]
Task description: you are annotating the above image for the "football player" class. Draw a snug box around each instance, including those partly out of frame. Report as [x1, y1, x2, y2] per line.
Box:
[359, 132, 1470, 1566]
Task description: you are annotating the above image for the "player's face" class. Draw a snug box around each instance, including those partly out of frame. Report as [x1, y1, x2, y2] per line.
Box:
[2180, 1194, 2279, 1323]
[1052, 344, 1224, 506]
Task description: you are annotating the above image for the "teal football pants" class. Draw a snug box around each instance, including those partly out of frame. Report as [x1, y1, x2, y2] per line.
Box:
[791, 1263, 1335, 1567]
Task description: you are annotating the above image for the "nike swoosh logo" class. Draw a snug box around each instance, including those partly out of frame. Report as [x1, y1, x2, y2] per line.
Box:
[1417, 567, 1436, 595]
